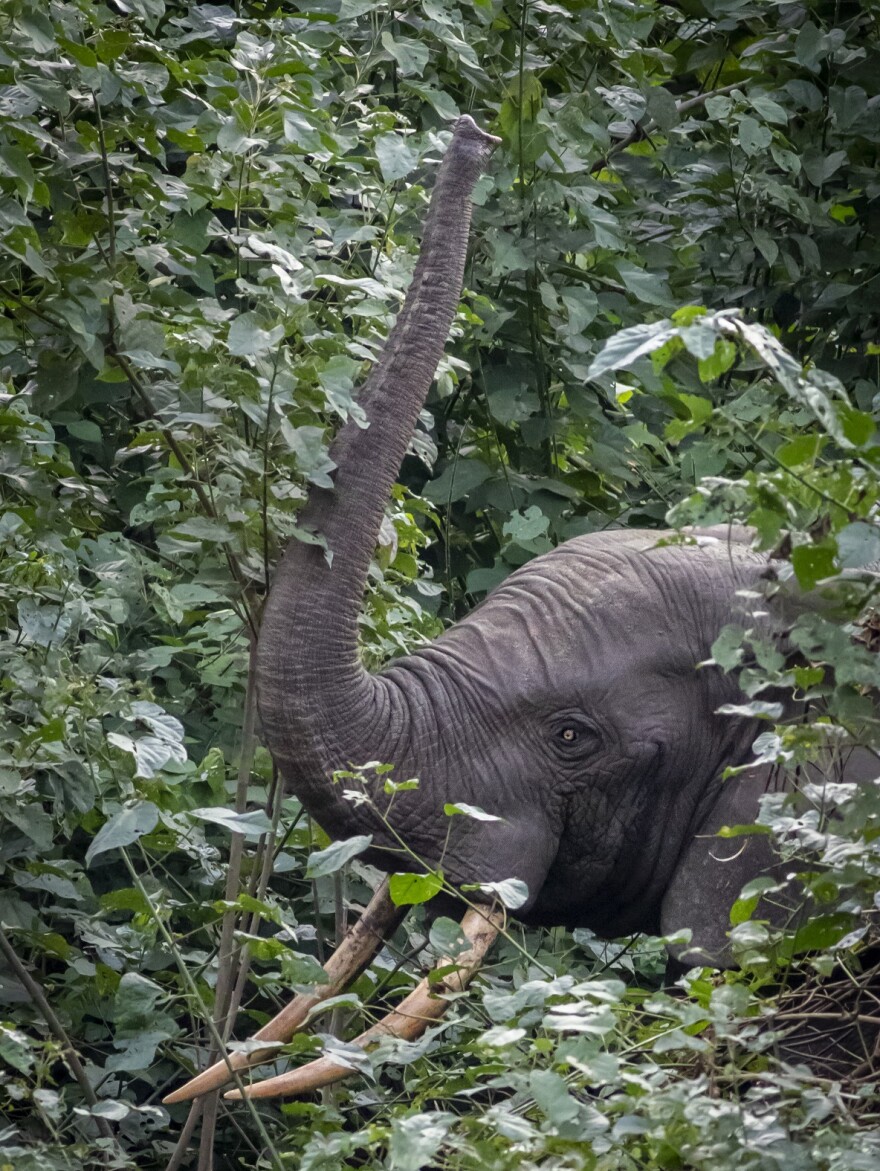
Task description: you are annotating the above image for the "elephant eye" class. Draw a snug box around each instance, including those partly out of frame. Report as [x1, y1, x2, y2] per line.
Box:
[550, 716, 598, 756]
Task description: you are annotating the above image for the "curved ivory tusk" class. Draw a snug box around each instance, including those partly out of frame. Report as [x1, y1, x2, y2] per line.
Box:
[224, 904, 505, 1101]
[162, 878, 404, 1104]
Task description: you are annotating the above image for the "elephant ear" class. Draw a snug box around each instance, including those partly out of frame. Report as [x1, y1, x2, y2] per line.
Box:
[660, 764, 799, 969]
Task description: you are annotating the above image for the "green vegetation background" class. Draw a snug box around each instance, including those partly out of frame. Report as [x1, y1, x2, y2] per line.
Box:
[1, 1, 879, 1168]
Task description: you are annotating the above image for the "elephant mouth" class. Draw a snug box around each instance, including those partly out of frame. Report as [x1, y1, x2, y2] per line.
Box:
[162, 881, 504, 1103]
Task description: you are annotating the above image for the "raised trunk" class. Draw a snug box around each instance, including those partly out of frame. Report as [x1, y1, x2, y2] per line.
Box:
[256, 117, 499, 833]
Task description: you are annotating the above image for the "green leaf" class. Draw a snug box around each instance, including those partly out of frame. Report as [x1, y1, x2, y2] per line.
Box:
[709, 625, 746, 671]
[838, 405, 875, 448]
[115, 972, 165, 1028]
[588, 321, 677, 378]
[86, 802, 159, 866]
[17, 598, 72, 647]
[791, 542, 837, 589]
[443, 802, 502, 822]
[306, 835, 373, 878]
[380, 32, 430, 76]
[375, 133, 419, 183]
[227, 312, 284, 357]
[697, 339, 737, 381]
[502, 506, 549, 544]
[530, 1069, 580, 1124]
[428, 916, 470, 958]
[730, 877, 779, 925]
[475, 877, 529, 910]
[190, 808, 276, 838]
[776, 434, 824, 467]
[737, 115, 772, 156]
[388, 1112, 455, 1171]
[837, 522, 880, 569]
[0, 1025, 35, 1073]
[170, 517, 235, 543]
[389, 870, 445, 906]
[422, 458, 492, 503]
[787, 913, 855, 955]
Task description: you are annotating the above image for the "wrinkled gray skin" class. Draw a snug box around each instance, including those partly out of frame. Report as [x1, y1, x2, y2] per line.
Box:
[255, 117, 845, 968]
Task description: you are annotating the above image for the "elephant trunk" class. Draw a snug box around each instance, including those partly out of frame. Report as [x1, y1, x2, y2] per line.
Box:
[255, 116, 500, 829]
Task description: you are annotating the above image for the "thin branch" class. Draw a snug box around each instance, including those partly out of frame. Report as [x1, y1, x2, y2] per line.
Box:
[163, 1099, 204, 1171]
[92, 92, 117, 268]
[0, 927, 118, 1148]
[590, 82, 743, 174]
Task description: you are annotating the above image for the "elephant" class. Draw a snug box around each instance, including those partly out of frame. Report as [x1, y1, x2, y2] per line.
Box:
[165, 116, 874, 1105]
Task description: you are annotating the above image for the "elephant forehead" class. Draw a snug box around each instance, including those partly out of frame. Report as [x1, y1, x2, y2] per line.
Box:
[459, 532, 762, 643]
[412, 537, 763, 712]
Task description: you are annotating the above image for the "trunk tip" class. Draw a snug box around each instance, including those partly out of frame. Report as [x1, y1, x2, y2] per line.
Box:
[453, 114, 502, 148]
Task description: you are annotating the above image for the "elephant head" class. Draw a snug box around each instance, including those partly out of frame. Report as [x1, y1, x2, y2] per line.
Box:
[165, 117, 823, 1105]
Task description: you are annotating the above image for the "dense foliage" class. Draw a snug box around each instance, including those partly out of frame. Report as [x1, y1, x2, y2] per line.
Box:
[1, 1, 879, 1168]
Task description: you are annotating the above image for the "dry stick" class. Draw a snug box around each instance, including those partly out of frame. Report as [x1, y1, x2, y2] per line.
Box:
[589, 82, 743, 174]
[197, 644, 259, 1171]
[320, 871, 351, 1109]
[163, 1100, 203, 1171]
[0, 927, 118, 1148]
[225, 905, 505, 1101]
[225, 768, 286, 1028]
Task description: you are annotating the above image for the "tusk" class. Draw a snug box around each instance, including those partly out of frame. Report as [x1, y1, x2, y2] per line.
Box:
[224, 904, 505, 1101]
[162, 878, 404, 1104]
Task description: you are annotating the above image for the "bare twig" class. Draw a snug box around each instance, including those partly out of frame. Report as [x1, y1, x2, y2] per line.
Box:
[163, 1099, 204, 1171]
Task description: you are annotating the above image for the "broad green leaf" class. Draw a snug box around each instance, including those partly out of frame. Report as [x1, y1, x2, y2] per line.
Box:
[86, 802, 159, 866]
[305, 834, 373, 878]
[777, 434, 824, 467]
[736, 115, 772, 155]
[475, 877, 529, 910]
[502, 506, 549, 543]
[530, 1069, 580, 1124]
[388, 1112, 455, 1171]
[380, 32, 430, 76]
[190, 808, 276, 838]
[16, 598, 73, 647]
[837, 522, 880, 569]
[389, 870, 445, 906]
[587, 321, 677, 378]
[227, 312, 284, 357]
[0, 1025, 35, 1074]
[375, 133, 419, 183]
[422, 458, 492, 503]
[709, 625, 746, 671]
[443, 802, 502, 822]
[170, 517, 235, 543]
[428, 917, 470, 958]
[791, 542, 837, 589]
